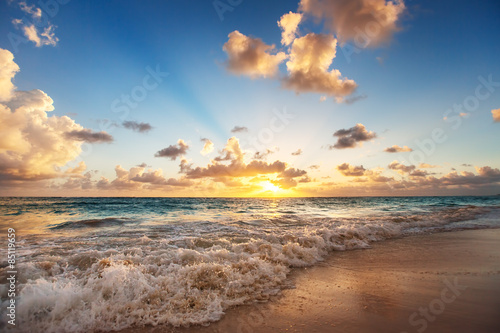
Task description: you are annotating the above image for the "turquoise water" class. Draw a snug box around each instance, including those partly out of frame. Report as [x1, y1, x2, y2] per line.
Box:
[1, 196, 499, 332]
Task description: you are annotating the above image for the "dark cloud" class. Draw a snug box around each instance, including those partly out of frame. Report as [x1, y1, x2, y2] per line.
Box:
[388, 161, 416, 174]
[291, 149, 303, 156]
[330, 123, 376, 149]
[155, 139, 189, 160]
[122, 121, 153, 133]
[231, 126, 249, 133]
[65, 129, 113, 143]
[384, 145, 412, 153]
[253, 149, 275, 160]
[337, 163, 366, 176]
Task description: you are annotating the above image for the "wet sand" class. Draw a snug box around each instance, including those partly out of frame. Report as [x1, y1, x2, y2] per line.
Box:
[124, 229, 500, 333]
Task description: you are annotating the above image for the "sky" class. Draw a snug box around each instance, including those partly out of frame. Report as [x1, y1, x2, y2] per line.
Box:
[0, 0, 499, 197]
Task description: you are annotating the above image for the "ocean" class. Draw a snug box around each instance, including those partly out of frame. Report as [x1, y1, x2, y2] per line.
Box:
[1, 196, 499, 332]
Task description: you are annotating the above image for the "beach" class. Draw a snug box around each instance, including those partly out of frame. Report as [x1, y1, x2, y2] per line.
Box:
[2, 197, 500, 333]
[126, 228, 500, 333]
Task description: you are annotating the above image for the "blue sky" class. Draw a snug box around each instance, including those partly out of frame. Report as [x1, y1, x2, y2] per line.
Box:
[0, 0, 499, 196]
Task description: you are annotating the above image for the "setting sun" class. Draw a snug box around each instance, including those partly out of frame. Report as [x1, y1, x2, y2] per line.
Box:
[260, 181, 281, 193]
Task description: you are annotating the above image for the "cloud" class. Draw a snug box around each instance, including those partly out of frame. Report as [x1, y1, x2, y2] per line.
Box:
[200, 138, 214, 155]
[213, 137, 244, 162]
[278, 12, 303, 46]
[155, 139, 189, 160]
[411, 167, 500, 188]
[185, 160, 286, 179]
[181, 137, 307, 189]
[337, 162, 394, 183]
[282, 33, 357, 98]
[388, 160, 415, 174]
[96, 165, 193, 191]
[223, 31, 287, 78]
[419, 163, 440, 168]
[0, 49, 106, 183]
[337, 163, 365, 176]
[492, 108, 500, 122]
[18, 24, 59, 48]
[65, 129, 114, 143]
[330, 123, 376, 149]
[299, 0, 406, 47]
[231, 126, 248, 133]
[12, 2, 59, 48]
[291, 149, 303, 156]
[253, 148, 275, 160]
[444, 112, 469, 121]
[384, 145, 412, 153]
[122, 121, 153, 133]
[19, 2, 42, 19]
[0, 49, 19, 102]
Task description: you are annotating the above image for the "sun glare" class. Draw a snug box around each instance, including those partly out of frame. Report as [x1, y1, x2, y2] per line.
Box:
[261, 181, 281, 193]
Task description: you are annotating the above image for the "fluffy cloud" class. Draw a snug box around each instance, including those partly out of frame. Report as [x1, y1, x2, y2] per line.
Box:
[97, 165, 193, 191]
[0, 49, 112, 184]
[65, 129, 114, 143]
[330, 123, 376, 149]
[223, 31, 287, 78]
[282, 33, 357, 98]
[122, 121, 153, 133]
[231, 126, 248, 133]
[388, 160, 415, 174]
[299, 0, 406, 47]
[155, 139, 189, 160]
[384, 145, 412, 153]
[278, 12, 303, 46]
[492, 108, 500, 122]
[200, 138, 214, 155]
[291, 149, 302, 156]
[337, 162, 394, 183]
[388, 161, 429, 177]
[0, 49, 19, 102]
[337, 163, 365, 176]
[182, 137, 307, 189]
[410, 167, 500, 188]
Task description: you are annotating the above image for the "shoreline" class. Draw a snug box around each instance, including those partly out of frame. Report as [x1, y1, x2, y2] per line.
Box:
[122, 228, 500, 333]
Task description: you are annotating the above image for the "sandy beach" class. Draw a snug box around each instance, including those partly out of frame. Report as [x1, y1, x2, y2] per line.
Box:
[123, 228, 500, 333]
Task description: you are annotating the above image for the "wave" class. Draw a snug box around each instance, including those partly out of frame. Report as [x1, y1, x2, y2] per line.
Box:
[0, 205, 498, 332]
[49, 217, 138, 230]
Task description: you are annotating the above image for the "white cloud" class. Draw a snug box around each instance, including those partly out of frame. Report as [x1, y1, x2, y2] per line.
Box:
[0, 49, 20, 102]
[283, 33, 357, 98]
[200, 138, 214, 155]
[223, 31, 287, 78]
[0, 49, 111, 184]
[278, 12, 303, 46]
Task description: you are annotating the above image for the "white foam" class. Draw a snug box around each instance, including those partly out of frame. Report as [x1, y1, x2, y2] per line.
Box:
[1, 205, 498, 332]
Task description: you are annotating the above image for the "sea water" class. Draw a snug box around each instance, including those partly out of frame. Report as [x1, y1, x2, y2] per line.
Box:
[0, 196, 499, 332]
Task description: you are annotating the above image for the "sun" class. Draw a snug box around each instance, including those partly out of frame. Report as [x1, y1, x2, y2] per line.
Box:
[260, 181, 281, 193]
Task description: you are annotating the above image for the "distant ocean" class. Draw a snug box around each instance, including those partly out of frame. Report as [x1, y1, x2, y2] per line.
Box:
[1, 196, 500, 332]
